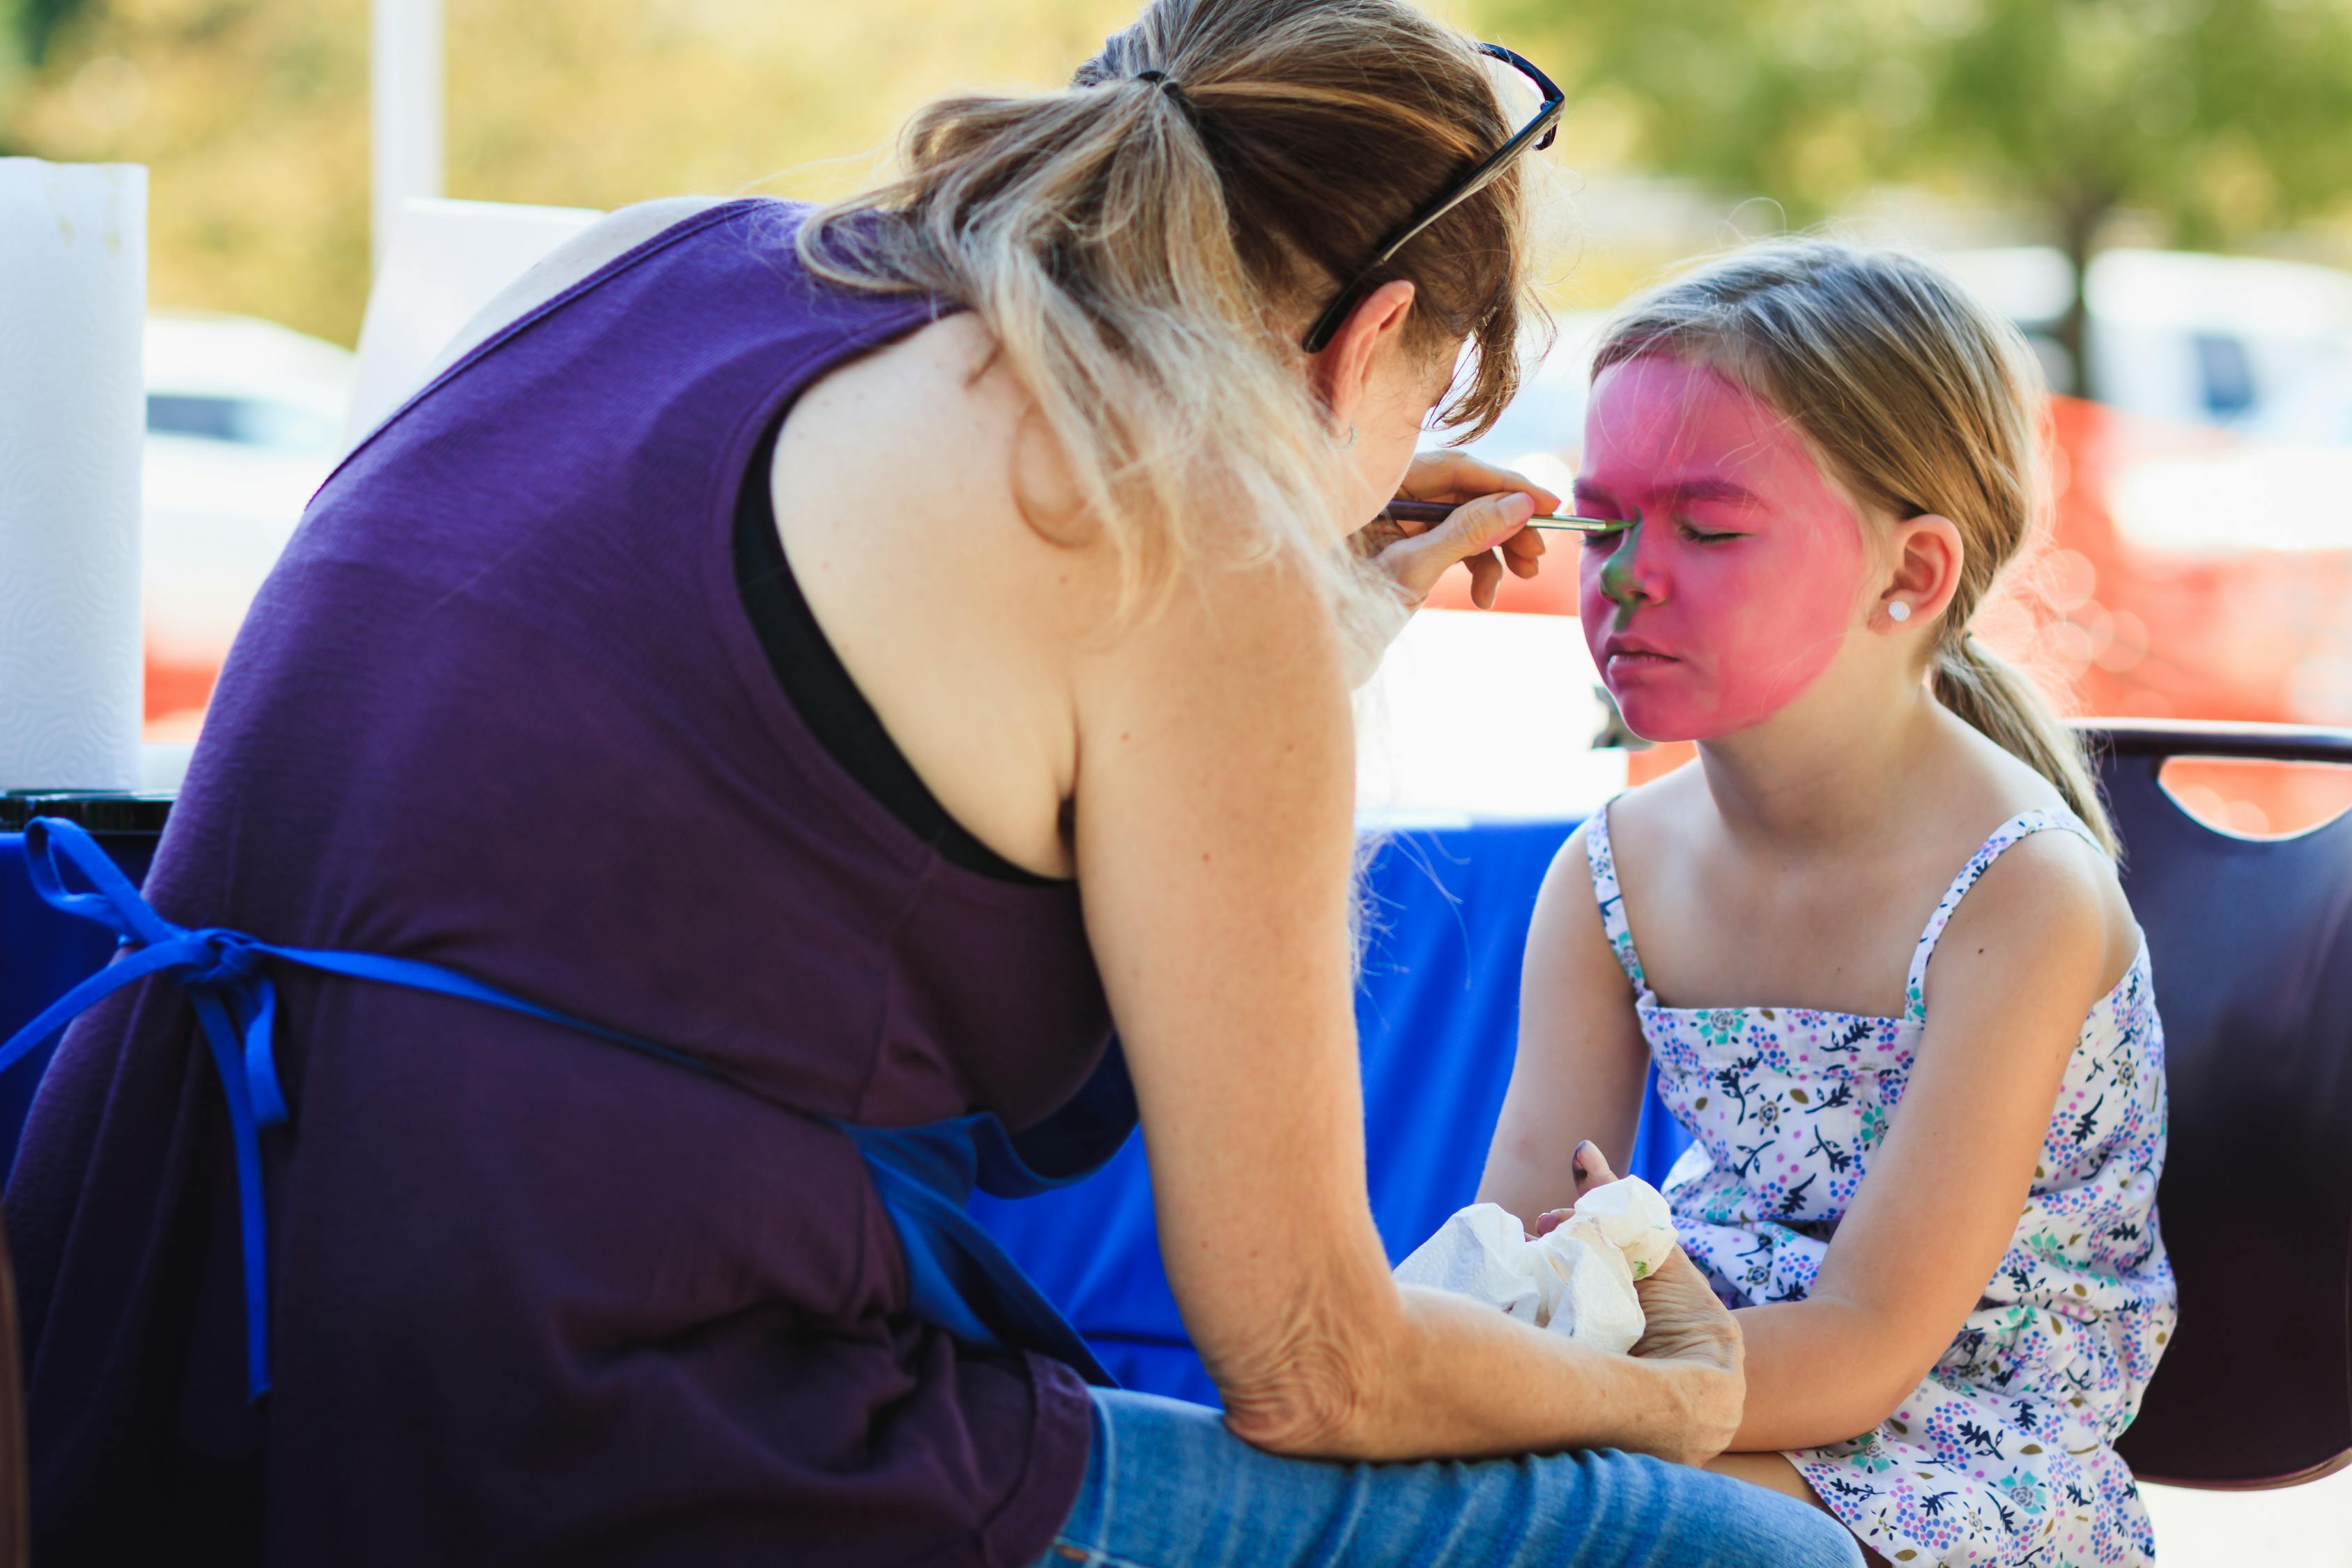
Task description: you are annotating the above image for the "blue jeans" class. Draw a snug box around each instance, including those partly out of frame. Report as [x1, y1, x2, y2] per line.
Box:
[1033, 1390, 1862, 1568]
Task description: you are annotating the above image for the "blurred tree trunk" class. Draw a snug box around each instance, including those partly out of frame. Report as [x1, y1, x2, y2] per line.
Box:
[2053, 191, 2113, 403]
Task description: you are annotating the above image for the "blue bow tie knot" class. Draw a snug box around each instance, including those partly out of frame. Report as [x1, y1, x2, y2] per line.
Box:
[182, 928, 272, 991]
[4, 818, 295, 1392]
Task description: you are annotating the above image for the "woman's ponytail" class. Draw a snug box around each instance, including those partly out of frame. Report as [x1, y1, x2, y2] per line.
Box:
[795, 0, 1541, 629]
[1933, 637, 2116, 856]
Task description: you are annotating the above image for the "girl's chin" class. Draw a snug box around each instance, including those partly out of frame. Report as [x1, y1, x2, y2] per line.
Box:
[1609, 695, 1704, 746]
[1615, 700, 1796, 746]
[1609, 688, 1765, 745]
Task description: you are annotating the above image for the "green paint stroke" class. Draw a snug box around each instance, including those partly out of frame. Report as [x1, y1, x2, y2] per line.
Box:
[1599, 514, 1645, 631]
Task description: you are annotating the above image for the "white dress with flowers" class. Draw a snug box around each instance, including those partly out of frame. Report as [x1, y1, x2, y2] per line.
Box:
[1586, 804, 2176, 1567]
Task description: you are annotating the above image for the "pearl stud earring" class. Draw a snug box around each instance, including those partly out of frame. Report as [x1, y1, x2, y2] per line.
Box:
[1887, 601, 1912, 623]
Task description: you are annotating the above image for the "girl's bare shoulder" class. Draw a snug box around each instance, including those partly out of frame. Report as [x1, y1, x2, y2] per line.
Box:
[1597, 760, 1716, 879]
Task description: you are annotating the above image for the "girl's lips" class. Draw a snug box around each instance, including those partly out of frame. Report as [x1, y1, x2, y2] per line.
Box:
[1601, 649, 1682, 685]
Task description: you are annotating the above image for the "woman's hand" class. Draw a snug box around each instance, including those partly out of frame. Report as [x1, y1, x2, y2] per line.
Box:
[1536, 1142, 1745, 1465]
[1357, 450, 1558, 610]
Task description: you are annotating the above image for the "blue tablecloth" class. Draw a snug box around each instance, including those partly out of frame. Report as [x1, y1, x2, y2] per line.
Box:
[971, 820, 1691, 1404]
[0, 817, 1690, 1399]
[0, 829, 160, 1178]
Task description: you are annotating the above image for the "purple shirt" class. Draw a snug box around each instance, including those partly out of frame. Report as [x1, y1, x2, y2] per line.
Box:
[7, 199, 1113, 1567]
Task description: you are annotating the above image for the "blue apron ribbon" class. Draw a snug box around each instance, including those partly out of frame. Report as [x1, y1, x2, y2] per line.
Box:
[0, 817, 1131, 1399]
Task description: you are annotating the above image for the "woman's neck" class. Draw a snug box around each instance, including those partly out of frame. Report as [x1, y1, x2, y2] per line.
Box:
[1693, 682, 1952, 854]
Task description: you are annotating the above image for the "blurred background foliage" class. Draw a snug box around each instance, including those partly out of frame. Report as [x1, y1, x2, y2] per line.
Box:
[1494, 0, 2352, 392]
[4, 0, 2352, 358]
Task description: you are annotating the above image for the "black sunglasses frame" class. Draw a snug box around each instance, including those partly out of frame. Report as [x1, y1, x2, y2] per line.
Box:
[1299, 43, 1564, 355]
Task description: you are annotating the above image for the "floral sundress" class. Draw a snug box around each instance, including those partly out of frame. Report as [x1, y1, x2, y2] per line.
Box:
[1586, 804, 2176, 1566]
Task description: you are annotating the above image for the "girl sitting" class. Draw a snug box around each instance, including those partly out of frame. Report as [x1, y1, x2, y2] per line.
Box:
[1478, 240, 2176, 1567]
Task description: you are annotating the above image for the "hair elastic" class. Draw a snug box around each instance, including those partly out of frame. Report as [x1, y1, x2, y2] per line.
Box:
[1133, 69, 1196, 115]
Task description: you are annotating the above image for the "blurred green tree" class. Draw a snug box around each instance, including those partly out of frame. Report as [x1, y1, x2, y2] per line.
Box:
[6, 0, 91, 64]
[1480, 0, 2352, 394]
[0, 0, 92, 137]
[0, 0, 1131, 344]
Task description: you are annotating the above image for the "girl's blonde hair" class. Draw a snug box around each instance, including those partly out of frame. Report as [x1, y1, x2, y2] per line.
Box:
[796, 0, 1542, 633]
[1592, 240, 2116, 854]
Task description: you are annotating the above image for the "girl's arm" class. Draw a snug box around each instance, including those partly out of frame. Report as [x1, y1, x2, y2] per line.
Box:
[1727, 831, 2127, 1450]
[1477, 824, 1654, 1228]
[1073, 554, 1740, 1467]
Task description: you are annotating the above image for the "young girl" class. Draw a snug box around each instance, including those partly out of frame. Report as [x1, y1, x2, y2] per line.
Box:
[1478, 242, 2175, 1567]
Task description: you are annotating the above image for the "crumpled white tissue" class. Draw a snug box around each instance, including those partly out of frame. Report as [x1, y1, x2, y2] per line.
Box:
[1392, 1177, 1677, 1355]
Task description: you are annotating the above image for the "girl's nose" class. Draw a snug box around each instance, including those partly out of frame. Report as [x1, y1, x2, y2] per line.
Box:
[1598, 516, 1663, 629]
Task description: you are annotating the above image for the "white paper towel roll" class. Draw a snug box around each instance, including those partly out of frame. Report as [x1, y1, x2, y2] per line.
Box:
[0, 159, 147, 791]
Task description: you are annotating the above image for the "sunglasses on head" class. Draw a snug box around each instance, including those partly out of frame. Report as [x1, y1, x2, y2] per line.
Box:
[1299, 42, 1563, 355]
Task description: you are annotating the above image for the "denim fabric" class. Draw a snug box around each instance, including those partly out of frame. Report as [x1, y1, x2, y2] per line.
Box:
[1033, 1388, 1863, 1568]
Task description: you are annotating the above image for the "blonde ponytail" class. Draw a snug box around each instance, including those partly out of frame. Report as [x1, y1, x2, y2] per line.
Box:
[795, 0, 1539, 630]
[1591, 240, 2118, 854]
[1933, 637, 2116, 854]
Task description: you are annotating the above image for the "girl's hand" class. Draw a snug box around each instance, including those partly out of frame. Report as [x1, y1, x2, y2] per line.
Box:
[1537, 1142, 1744, 1461]
[1529, 1137, 1633, 1234]
[1358, 450, 1557, 610]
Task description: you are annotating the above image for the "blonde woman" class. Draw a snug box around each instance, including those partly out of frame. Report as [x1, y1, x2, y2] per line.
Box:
[3, 1, 1863, 1565]
[1484, 242, 2174, 1567]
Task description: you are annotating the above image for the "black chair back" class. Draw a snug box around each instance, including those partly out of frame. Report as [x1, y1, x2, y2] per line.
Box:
[2089, 721, 2352, 1488]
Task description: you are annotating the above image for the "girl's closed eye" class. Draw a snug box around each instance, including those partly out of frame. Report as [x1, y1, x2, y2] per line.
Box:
[1676, 518, 1744, 544]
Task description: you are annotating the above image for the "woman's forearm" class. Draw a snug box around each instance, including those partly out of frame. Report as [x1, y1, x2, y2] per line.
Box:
[1233, 1284, 1739, 1468]
[1726, 1298, 1918, 1451]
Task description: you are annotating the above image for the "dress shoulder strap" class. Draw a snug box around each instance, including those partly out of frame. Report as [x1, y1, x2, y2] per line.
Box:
[1583, 799, 1650, 996]
[1903, 808, 2110, 1023]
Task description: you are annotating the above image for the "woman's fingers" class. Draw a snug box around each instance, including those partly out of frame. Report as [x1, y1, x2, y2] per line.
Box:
[1465, 549, 1503, 610]
[1500, 525, 1545, 578]
[1371, 490, 1536, 605]
[1400, 449, 1562, 514]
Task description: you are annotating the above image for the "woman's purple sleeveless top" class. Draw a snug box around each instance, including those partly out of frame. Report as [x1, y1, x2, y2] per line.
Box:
[6, 199, 1114, 1566]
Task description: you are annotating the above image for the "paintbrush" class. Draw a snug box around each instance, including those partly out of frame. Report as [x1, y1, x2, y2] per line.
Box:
[1383, 498, 1629, 534]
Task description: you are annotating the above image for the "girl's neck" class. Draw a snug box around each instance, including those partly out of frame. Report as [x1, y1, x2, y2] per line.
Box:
[1693, 682, 1950, 853]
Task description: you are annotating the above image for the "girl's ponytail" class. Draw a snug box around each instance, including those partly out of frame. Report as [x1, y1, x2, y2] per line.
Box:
[1933, 637, 2116, 855]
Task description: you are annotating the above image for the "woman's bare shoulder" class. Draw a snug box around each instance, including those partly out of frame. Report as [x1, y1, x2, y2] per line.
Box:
[775, 310, 1123, 624]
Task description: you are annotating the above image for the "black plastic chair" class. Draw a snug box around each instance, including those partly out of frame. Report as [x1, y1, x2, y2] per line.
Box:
[2084, 720, 2352, 1489]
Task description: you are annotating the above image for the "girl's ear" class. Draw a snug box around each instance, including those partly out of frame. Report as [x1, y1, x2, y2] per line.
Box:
[1879, 513, 1965, 631]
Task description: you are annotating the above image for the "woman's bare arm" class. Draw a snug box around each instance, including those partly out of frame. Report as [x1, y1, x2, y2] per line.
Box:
[1725, 833, 2124, 1450]
[1477, 823, 1654, 1229]
[1070, 551, 1739, 1466]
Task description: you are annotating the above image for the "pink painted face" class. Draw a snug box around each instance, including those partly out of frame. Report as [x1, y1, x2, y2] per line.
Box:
[1575, 355, 1869, 741]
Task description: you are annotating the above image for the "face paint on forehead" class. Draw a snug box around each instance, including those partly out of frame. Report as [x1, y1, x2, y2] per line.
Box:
[1575, 354, 1870, 742]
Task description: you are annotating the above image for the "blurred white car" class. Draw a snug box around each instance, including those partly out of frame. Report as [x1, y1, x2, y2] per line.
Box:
[142, 312, 353, 711]
[1943, 246, 2352, 438]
